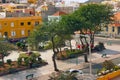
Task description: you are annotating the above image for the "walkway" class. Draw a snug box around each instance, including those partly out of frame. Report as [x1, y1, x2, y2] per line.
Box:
[0, 43, 120, 80]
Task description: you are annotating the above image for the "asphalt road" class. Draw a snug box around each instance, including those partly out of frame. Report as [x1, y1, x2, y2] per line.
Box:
[82, 37, 120, 74]
[95, 37, 120, 45]
[82, 55, 120, 75]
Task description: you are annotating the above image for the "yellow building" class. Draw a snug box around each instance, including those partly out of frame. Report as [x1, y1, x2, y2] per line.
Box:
[0, 16, 42, 39]
[102, 12, 120, 37]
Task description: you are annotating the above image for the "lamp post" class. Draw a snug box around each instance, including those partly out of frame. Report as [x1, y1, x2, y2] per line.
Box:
[88, 35, 92, 75]
[80, 34, 92, 75]
[74, 33, 92, 75]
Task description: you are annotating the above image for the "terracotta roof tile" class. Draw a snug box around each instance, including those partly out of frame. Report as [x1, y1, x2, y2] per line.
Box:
[114, 12, 120, 20]
[112, 12, 120, 27]
[52, 11, 67, 16]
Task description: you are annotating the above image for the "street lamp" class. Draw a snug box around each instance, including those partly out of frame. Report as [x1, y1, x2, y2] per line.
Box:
[80, 34, 92, 75]
[74, 33, 92, 75]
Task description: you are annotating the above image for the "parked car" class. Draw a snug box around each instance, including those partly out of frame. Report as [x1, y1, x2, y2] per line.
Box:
[66, 69, 83, 75]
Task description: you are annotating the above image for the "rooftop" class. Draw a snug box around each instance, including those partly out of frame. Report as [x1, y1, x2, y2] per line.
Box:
[52, 11, 67, 16]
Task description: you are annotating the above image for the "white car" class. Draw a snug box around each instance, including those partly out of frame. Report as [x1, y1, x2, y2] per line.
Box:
[67, 69, 83, 74]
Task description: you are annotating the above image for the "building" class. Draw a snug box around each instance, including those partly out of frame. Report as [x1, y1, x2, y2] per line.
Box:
[0, 0, 28, 3]
[102, 12, 120, 37]
[0, 16, 42, 39]
[48, 11, 67, 21]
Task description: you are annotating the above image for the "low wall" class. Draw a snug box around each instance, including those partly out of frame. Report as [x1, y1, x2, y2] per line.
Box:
[97, 70, 120, 80]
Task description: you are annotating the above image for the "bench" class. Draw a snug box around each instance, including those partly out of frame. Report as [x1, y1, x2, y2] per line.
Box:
[101, 53, 107, 58]
[26, 74, 34, 80]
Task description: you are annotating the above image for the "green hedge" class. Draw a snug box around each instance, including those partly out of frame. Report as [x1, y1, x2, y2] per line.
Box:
[57, 49, 84, 60]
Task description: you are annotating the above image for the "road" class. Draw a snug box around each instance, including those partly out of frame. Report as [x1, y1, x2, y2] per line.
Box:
[95, 37, 120, 45]
[82, 57, 120, 75]
[82, 37, 120, 75]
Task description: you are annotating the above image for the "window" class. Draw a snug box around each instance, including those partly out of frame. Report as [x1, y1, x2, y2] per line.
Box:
[105, 26, 108, 32]
[11, 22, 14, 27]
[112, 27, 115, 32]
[20, 22, 24, 26]
[28, 22, 31, 25]
[11, 31, 16, 36]
[21, 30, 25, 35]
[4, 23, 7, 25]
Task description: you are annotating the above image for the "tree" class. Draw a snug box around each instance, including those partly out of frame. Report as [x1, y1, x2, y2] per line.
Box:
[61, 4, 113, 48]
[60, 4, 113, 62]
[27, 25, 48, 50]
[0, 42, 16, 66]
[73, 4, 113, 45]
[43, 21, 63, 71]
[27, 21, 66, 71]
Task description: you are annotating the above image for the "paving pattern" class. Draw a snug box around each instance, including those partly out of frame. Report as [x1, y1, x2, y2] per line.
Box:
[0, 42, 120, 80]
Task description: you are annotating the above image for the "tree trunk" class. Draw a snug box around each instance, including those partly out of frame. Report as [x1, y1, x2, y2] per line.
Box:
[69, 40, 72, 51]
[52, 53, 59, 71]
[91, 33, 94, 45]
[51, 37, 59, 72]
[84, 37, 88, 46]
[1, 54, 4, 66]
[79, 36, 83, 45]
[84, 53, 88, 62]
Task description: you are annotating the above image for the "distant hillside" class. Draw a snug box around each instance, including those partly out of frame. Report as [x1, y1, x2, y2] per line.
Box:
[85, 0, 104, 3]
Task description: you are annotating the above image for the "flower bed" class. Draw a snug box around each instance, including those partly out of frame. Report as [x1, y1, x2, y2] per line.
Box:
[97, 60, 120, 80]
[0, 61, 48, 76]
[0, 51, 48, 76]
[56, 49, 84, 60]
[97, 69, 120, 80]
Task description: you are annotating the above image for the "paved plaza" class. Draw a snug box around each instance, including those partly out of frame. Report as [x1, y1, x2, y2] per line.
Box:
[0, 40, 120, 80]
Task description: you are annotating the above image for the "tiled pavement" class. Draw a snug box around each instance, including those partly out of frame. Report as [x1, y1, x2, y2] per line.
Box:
[0, 43, 120, 80]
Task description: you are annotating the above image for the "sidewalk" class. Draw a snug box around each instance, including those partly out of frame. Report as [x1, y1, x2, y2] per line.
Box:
[0, 43, 120, 80]
[35, 44, 120, 80]
[95, 36, 120, 41]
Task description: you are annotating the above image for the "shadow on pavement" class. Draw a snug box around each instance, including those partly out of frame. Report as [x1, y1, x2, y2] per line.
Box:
[97, 49, 120, 55]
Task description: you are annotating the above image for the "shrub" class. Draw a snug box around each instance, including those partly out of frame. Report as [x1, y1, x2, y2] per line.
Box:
[19, 53, 28, 58]
[0, 61, 3, 67]
[49, 71, 77, 80]
[99, 42, 105, 50]
[17, 57, 22, 66]
[9, 68, 17, 74]
[24, 58, 30, 66]
[32, 63, 40, 68]
[57, 49, 84, 60]
[94, 42, 105, 51]
[67, 50, 83, 58]
[114, 66, 120, 71]
[43, 42, 52, 50]
[7, 59, 12, 66]
[102, 60, 115, 70]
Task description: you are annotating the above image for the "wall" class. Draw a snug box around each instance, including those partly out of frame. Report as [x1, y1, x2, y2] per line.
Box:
[97, 70, 120, 80]
[0, 16, 42, 39]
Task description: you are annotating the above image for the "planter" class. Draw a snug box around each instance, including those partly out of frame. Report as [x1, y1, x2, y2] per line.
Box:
[0, 62, 48, 76]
